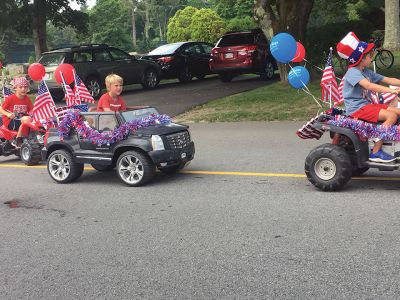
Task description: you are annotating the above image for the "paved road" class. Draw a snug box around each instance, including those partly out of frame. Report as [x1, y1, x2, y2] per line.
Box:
[1, 122, 400, 299]
[120, 74, 277, 116]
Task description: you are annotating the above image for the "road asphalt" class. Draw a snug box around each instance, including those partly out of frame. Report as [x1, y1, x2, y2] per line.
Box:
[1, 121, 400, 299]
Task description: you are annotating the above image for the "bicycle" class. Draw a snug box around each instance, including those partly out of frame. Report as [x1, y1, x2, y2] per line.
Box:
[371, 37, 394, 70]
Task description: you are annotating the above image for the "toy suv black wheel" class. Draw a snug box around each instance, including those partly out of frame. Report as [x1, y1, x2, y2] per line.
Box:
[20, 141, 41, 166]
[47, 150, 84, 183]
[305, 143, 352, 191]
[116, 150, 155, 186]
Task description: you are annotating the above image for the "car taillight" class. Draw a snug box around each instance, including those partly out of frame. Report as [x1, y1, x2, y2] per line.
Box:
[211, 48, 219, 57]
[158, 56, 174, 63]
[238, 45, 257, 57]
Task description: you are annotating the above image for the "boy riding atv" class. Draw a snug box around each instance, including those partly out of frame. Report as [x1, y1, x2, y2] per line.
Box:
[0, 77, 33, 147]
[305, 32, 400, 191]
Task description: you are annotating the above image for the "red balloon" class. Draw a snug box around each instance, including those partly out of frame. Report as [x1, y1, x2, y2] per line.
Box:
[28, 63, 46, 81]
[55, 63, 75, 85]
[291, 42, 306, 62]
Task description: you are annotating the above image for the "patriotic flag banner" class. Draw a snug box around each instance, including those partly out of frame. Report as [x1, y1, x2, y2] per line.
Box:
[54, 105, 71, 123]
[320, 49, 341, 106]
[32, 80, 56, 122]
[74, 71, 95, 103]
[296, 115, 325, 140]
[2, 85, 13, 99]
[73, 103, 89, 112]
[60, 71, 79, 107]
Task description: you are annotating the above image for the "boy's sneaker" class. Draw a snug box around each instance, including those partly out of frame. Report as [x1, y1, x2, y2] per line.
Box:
[369, 150, 396, 163]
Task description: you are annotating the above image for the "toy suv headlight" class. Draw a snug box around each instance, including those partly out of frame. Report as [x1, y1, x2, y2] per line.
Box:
[151, 135, 165, 150]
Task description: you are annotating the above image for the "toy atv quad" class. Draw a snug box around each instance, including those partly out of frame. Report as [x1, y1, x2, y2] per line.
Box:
[304, 112, 400, 191]
[0, 115, 46, 166]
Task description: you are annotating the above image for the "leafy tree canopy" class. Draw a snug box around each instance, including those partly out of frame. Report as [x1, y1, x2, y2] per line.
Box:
[167, 6, 198, 42]
[189, 8, 227, 43]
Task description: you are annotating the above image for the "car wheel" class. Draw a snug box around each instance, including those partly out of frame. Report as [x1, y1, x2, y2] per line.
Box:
[47, 150, 84, 184]
[85, 76, 102, 99]
[219, 74, 234, 82]
[305, 144, 352, 191]
[159, 163, 185, 174]
[178, 67, 193, 83]
[142, 69, 160, 89]
[91, 163, 114, 172]
[116, 150, 155, 187]
[260, 61, 275, 80]
[20, 141, 41, 166]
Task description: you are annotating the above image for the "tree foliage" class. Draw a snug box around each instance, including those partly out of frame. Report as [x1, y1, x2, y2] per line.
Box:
[189, 8, 227, 43]
[167, 6, 198, 42]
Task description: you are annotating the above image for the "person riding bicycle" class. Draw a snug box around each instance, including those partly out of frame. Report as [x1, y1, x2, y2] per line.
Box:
[0, 77, 33, 147]
[337, 32, 400, 163]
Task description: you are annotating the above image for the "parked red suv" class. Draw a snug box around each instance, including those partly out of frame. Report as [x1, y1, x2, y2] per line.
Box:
[209, 29, 277, 82]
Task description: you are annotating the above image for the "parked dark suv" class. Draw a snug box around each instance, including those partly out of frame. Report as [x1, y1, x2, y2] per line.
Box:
[209, 29, 277, 82]
[38, 44, 161, 100]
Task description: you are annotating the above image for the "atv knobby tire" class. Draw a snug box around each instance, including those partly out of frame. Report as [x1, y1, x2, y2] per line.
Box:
[305, 143, 352, 191]
[20, 142, 42, 166]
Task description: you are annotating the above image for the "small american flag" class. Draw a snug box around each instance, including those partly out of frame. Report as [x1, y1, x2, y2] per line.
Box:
[368, 91, 396, 104]
[54, 105, 71, 123]
[296, 115, 325, 140]
[32, 81, 56, 122]
[321, 49, 341, 105]
[337, 77, 345, 106]
[60, 71, 79, 107]
[74, 72, 95, 103]
[73, 104, 89, 112]
[2, 85, 13, 99]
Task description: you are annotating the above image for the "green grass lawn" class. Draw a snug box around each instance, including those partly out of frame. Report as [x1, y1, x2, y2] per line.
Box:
[174, 51, 400, 123]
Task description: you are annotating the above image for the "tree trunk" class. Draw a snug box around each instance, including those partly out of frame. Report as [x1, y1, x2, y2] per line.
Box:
[144, 1, 150, 44]
[254, 0, 315, 82]
[384, 0, 400, 50]
[131, 1, 137, 49]
[32, 0, 48, 61]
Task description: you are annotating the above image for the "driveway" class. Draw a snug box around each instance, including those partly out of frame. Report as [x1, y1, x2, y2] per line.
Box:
[121, 74, 278, 116]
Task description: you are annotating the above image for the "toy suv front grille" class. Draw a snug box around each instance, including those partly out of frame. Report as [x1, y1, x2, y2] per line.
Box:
[166, 131, 190, 149]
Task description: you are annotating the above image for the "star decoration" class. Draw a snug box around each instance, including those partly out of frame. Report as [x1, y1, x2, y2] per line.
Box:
[358, 46, 365, 52]
[349, 58, 356, 63]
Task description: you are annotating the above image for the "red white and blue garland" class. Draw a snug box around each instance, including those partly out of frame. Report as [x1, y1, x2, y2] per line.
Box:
[328, 116, 400, 141]
[58, 110, 171, 145]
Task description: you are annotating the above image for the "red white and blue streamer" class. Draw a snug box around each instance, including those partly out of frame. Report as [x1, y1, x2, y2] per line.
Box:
[328, 116, 400, 141]
[58, 110, 171, 145]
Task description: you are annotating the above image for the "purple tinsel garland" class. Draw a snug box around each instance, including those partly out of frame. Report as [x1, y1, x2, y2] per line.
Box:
[58, 110, 171, 145]
[328, 116, 400, 140]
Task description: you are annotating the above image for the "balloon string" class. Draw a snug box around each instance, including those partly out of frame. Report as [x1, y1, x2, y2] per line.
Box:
[288, 63, 323, 108]
[303, 58, 342, 81]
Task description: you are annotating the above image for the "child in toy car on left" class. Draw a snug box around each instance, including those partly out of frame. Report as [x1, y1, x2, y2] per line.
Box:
[0, 77, 33, 147]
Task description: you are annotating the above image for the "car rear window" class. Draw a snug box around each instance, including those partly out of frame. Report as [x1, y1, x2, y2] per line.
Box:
[217, 33, 255, 47]
[39, 53, 66, 66]
[148, 44, 182, 55]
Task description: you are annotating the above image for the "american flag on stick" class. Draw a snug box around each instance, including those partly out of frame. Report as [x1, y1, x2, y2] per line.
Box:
[296, 115, 325, 140]
[54, 105, 71, 123]
[32, 80, 56, 122]
[74, 71, 95, 103]
[321, 49, 341, 106]
[2, 85, 13, 100]
[60, 71, 79, 107]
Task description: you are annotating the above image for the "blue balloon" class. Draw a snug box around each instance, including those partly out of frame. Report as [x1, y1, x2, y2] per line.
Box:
[288, 66, 310, 89]
[270, 33, 297, 63]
